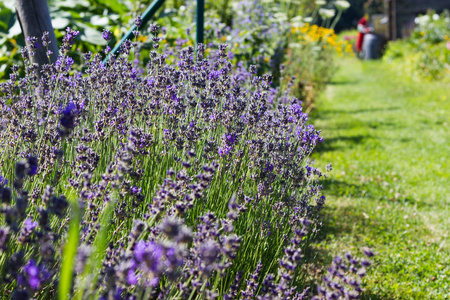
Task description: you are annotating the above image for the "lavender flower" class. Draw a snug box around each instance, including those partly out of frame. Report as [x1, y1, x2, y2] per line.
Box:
[18, 218, 38, 244]
[41, 31, 50, 48]
[24, 260, 40, 289]
[0, 184, 11, 204]
[26, 36, 39, 49]
[61, 27, 79, 54]
[362, 247, 375, 258]
[134, 240, 163, 273]
[0, 228, 10, 253]
[135, 15, 142, 28]
[150, 23, 160, 34]
[102, 29, 112, 42]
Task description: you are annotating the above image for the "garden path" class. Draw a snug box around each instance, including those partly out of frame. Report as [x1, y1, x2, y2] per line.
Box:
[310, 57, 450, 299]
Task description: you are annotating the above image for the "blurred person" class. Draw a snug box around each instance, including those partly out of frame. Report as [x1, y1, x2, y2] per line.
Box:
[356, 14, 373, 55]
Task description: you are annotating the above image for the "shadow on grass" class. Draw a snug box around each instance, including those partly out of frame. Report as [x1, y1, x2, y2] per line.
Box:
[327, 79, 361, 85]
[321, 178, 369, 197]
[361, 290, 397, 300]
[309, 106, 402, 125]
[322, 106, 401, 116]
[314, 201, 369, 243]
[315, 135, 367, 152]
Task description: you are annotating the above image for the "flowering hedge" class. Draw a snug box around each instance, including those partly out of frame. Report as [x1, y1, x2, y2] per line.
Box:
[383, 10, 450, 81]
[283, 24, 353, 109]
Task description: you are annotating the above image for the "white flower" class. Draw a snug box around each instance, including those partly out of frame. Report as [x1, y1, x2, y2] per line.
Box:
[315, 0, 327, 6]
[414, 15, 430, 26]
[335, 0, 350, 10]
[432, 14, 440, 21]
[319, 8, 336, 19]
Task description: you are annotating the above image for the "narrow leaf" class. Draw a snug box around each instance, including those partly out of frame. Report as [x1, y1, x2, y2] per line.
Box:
[58, 203, 80, 300]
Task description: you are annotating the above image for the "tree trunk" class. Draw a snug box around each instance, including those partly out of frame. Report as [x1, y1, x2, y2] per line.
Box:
[15, 0, 59, 66]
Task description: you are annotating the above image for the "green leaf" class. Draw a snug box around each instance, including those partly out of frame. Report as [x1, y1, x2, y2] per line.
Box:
[52, 17, 71, 30]
[89, 15, 110, 26]
[74, 21, 106, 46]
[0, 6, 12, 32]
[7, 19, 22, 38]
[58, 202, 80, 300]
[95, 0, 128, 14]
[74, 196, 116, 299]
[54, 0, 90, 9]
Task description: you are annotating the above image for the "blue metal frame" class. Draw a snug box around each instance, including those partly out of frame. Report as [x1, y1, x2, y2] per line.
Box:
[103, 0, 204, 64]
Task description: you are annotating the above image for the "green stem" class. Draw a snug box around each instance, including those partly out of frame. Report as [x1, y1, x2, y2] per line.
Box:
[330, 9, 343, 30]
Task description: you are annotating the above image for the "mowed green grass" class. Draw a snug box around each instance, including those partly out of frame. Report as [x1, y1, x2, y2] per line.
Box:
[309, 57, 450, 299]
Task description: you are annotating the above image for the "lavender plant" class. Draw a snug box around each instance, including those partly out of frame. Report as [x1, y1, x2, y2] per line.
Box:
[312, 248, 376, 300]
[0, 21, 327, 299]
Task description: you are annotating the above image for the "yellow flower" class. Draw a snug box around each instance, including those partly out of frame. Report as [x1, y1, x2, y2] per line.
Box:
[137, 36, 147, 43]
[221, 36, 227, 42]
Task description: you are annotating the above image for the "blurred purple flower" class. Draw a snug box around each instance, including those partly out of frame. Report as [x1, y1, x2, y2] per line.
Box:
[102, 29, 112, 42]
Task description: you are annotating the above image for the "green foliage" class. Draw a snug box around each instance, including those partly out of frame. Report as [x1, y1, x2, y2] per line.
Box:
[283, 25, 353, 109]
[383, 10, 450, 81]
[0, 1, 23, 80]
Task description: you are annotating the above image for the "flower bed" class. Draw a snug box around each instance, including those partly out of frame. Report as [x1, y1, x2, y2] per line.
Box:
[0, 24, 331, 298]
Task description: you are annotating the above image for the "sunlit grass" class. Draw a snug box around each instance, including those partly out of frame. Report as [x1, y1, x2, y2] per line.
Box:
[310, 57, 450, 299]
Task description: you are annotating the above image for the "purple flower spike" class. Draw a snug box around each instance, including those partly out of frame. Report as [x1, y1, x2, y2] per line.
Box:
[24, 260, 40, 289]
[361, 259, 371, 267]
[362, 247, 374, 258]
[134, 241, 163, 273]
[102, 29, 112, 42]
[61, 27, 79, 54]
[127, 269, 138, 285]
[23, 218, 38, 232]
[135, 15, 142, 27]
[60, 102, 77, 130]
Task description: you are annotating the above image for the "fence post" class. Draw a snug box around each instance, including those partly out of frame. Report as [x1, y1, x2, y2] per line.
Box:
[15, 0, 59, 66]
[196, 0, 204, 45]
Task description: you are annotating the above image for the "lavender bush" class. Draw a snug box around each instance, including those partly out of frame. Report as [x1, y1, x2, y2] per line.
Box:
[0, 23, 329, 299]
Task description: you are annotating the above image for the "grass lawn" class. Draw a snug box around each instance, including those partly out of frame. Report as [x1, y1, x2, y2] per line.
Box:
[309, 57, 450, 299]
